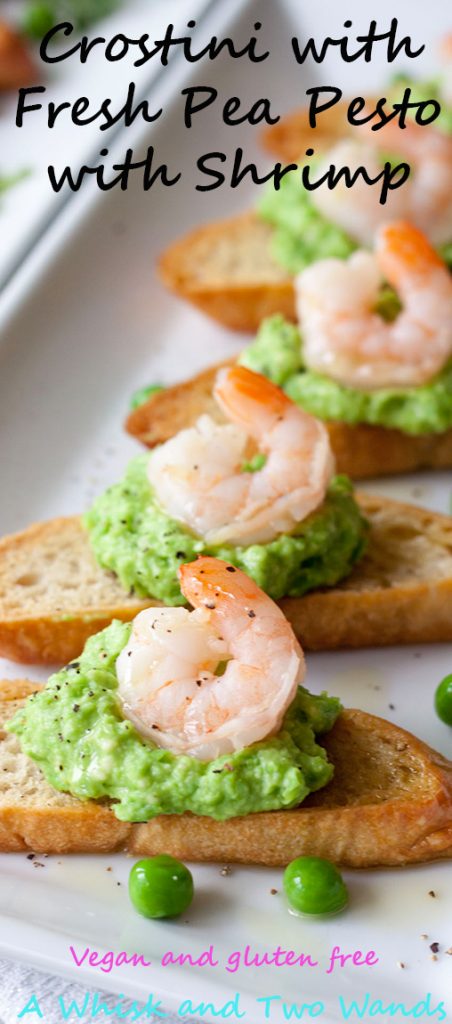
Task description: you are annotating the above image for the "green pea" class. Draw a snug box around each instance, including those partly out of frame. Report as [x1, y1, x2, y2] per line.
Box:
[129, 384, 164, 410]
[241, 452, 267, 473]
[434, 674, 452, 726]
[283, 856, 348, 916]
[128, 855, 194, 919]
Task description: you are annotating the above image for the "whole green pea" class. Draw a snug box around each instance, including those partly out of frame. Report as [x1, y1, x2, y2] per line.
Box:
[283, 856, 348, 916]
[128, 855, 194, 919]
[434, 674, 452, 725]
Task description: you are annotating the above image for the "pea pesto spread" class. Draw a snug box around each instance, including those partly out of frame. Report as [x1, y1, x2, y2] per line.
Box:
[84, 455, 367, 605]
[7, 621, 342, 822]
[259, 170, 356, 276]
[240, 316, 452, 436]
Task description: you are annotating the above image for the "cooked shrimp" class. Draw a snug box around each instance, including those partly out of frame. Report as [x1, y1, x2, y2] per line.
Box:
[311, 122, 452, 246]
[296, 221, 452, 390]
[116, 557, 304, 760]
[148, 366, 334, 546]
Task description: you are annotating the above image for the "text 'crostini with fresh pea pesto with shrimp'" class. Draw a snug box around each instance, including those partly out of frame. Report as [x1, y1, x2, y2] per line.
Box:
[3, 556, 452, 866]
[2, 363, 452, 663]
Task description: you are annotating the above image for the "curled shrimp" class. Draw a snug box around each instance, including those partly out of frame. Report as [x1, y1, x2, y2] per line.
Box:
[116, 557, 304, 760]
[148, 365, 334, 547]
[310, 120, 452, 247]
[295, 221, 452, 390]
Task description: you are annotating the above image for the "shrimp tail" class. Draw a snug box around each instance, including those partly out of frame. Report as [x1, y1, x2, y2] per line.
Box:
[214, 365, 291, 429]
[378, 220, 445, 283]
[179, 555, 265, 620]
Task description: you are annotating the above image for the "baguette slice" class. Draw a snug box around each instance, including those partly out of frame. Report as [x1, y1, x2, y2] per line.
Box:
[0, 681, 129, 853]
[0, 518, 156, 665]
[2, 682, 452, 866]
[126, 363, 452, 479]
[158, 212, 295, 332]
[1, 495, 452, 664]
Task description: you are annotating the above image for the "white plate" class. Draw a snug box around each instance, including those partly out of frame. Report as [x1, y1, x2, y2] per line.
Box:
[0, 0, 451, 1020]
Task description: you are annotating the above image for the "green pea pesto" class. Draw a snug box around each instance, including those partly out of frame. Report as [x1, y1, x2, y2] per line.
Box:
[259, 169, 356, 275]
[84, 455, 367, 604]
[7, 620, 342, 822]
[240, 316, 452, 436]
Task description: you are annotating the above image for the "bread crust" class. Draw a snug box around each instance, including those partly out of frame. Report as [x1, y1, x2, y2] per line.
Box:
[125, 362, 452, 479]
[2, 686, 452, 866]
[1, 491, 452, 662]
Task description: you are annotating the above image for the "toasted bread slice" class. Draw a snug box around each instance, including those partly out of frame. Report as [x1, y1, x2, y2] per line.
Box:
[1, 496, 452, 664]
[0, 518, 156, 665]
[158, 212, 294, 332]
[126, 363, 452, 479]
[0, 682, 129, 853]
[2, 683, 452, 866]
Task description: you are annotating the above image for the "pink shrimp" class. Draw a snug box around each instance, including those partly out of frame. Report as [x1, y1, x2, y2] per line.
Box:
[296, 221, 452, 390]
[148, 366, 334, 546]
[116, 557, 304, 760]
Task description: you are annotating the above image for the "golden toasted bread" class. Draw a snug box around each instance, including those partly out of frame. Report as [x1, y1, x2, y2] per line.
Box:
[1, 493, 452, 664]
[158, 212, 294, 332]
[0, 517, 155, 664]
[126, 363, 452, 480]
[2, 683, 452, 866]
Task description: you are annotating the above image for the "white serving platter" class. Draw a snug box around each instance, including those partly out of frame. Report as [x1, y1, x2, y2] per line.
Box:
[0, 0, 451, 1020]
